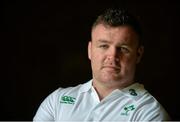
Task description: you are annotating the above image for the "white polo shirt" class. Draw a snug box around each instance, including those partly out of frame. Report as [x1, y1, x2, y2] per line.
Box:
[33, 80, 170, 121]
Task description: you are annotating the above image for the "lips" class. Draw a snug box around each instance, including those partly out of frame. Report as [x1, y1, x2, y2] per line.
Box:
[102, 65, 120, 70]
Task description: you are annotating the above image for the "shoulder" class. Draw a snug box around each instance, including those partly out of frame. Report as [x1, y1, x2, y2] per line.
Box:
[130, 85, 170, 120]
[43, 80, 91, 104]
[46, 83, 83, 101]
[33, 81, 91, 121]
[136, 94, 170, 120]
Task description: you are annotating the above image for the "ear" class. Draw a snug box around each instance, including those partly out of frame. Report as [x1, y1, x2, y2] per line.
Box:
[136, 46, 144, 64]
[88, 41, 92, 60]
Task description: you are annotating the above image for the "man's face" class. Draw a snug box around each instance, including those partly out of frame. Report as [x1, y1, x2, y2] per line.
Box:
[88, 24, 144, 87]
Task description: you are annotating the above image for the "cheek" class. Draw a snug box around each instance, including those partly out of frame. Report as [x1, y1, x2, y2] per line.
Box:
[91, 52, 104, 67]
[121, 54, 137, 66]
[92, 54, 102, 64]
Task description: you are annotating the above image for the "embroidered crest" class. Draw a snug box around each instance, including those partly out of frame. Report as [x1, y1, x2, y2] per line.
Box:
[121, 105, 135, 116]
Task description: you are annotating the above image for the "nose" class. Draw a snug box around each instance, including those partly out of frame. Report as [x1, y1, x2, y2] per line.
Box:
[106, 47, 120, 63]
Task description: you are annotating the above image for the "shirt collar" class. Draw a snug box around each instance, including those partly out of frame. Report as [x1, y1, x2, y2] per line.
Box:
[79, 79, 93, 93]
[120, 82, 147, 98]
[79, 79, 147, 98]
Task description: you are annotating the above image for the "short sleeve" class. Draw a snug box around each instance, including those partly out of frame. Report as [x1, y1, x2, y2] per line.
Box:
[132, 98, 170, 121]
[33, 88, 61, 121]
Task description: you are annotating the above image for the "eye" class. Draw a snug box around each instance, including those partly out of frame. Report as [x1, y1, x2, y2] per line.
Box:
[119, 47, 130, 53]
[99, 44, 109, 49]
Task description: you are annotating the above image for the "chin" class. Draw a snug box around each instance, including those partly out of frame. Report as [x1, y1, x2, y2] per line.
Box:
[100, 77, 119, 83]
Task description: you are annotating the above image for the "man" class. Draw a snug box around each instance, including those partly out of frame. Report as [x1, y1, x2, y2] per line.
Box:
[33, 8, 170, 121]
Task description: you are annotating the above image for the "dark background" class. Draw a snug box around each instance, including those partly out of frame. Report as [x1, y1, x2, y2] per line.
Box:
[1, 0, 180, 120]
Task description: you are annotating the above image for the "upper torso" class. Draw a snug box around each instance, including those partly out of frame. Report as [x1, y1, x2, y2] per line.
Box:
[33, 80, 170, 121]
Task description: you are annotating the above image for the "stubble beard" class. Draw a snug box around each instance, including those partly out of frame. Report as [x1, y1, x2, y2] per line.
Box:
[93, 67, 134, 90]
[93, 68, 123, 88]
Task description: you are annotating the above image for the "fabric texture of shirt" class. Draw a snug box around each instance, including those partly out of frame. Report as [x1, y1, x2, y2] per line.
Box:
[33, 80, 170, 121]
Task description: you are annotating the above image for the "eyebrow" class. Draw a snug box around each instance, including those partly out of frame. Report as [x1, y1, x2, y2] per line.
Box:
[97, 39, 130, 46]
[97, 39, 111, 44]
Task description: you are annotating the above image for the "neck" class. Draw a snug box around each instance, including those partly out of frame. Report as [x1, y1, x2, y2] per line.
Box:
[92, 79, 134, 101]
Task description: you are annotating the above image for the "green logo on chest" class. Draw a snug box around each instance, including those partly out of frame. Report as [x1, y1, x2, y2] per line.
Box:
[121, 105, 135, 116]
[60, 95, 76, 104]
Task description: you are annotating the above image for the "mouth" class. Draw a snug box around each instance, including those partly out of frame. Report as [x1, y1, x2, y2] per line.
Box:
[102, 65, 121, 70]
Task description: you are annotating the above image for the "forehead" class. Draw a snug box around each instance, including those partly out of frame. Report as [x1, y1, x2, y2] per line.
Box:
[91, 24, 139, 45]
